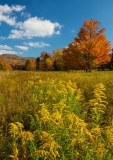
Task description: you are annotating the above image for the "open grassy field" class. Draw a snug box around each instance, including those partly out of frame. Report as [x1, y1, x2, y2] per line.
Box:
[0, 70, 113, 159]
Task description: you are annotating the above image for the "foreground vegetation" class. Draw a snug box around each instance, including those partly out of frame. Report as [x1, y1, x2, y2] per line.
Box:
[0, 70, 113, 160]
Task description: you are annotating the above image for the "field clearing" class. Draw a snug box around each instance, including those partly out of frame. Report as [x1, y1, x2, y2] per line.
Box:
[0, 70, 113, 160]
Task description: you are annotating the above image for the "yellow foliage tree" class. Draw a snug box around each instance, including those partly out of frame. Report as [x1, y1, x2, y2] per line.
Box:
[25, 59, 36, 71]
[52, 48, 65, 70]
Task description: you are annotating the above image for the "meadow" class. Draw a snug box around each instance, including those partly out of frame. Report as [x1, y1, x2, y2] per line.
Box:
[0, 70, 113, 160]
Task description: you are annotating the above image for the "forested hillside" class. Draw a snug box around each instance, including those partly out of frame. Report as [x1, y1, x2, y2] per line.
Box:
[0, 54, 36, 70]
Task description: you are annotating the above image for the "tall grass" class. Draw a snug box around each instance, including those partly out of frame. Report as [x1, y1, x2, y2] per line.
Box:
[0, 70, 113, 159]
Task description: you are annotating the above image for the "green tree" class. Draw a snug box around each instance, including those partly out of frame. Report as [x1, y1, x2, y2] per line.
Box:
[36, 57, 40, 70]
[109, 48, 113, 70]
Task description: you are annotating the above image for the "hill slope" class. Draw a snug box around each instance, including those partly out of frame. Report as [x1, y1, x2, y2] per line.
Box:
[0, 54, 36, 70]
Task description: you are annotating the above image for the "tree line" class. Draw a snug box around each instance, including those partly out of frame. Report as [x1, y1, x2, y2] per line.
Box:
[0, 19, 113, 71]
[25, 19, 113, 72]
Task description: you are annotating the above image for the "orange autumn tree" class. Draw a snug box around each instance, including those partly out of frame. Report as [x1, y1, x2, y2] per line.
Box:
[64, 19, 111, 71]
[63, 44, 86, 70]
[0, 58, 12, 71]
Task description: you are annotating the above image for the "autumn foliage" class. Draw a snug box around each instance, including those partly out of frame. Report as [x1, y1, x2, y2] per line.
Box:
[0, 58, 12, 71]
[25, 59, 36, 71]
[52, 48, 65, 70]
[63, 44, 85, 70]
[0, 19, 112, 72]
[63, 19, 111, 71]
[39, 51, 54, 70]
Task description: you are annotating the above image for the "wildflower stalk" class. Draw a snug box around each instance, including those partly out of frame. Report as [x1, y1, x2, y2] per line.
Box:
[88, 83, 108, 127]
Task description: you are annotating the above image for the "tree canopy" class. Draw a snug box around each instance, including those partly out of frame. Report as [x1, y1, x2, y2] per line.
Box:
[1, 19, 111, 72]
[25, 59, 36, 71]
[63, 19, 111, 71]
[52, 48, 65, 70]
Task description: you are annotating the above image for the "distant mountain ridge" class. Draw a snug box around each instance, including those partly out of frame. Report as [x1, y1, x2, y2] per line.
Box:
[0, 54, 36, 60]
[0, 54, 36, 70]
[0, 54, 36, 63]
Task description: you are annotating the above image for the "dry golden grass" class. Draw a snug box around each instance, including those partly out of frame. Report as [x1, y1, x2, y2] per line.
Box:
[0, 70, 113, 159]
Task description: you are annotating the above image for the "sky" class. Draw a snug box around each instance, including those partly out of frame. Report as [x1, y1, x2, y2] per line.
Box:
[0, 0, 113, 58]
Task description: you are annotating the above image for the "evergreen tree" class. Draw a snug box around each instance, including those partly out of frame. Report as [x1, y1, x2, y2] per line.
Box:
[36, 57, 40, 70]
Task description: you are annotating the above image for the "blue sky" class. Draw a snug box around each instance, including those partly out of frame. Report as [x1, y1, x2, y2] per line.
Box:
[0, 0, 113, 58]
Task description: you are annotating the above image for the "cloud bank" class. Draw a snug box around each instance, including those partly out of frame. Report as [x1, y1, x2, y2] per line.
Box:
[0, 45, 23, 55]
[0, 50, 22, 55]
[0, 45, 12, 50]
[0, 4, 25, 26]
[24, 41, 50, 48]
[0, 4, 62, 55]
[15, 45, 29, 51]
[9, 17, 62, 39]
[0, 4, 62, 39]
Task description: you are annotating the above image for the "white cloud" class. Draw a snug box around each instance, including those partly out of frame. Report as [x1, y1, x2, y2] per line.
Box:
[24, 41, 50, 48]
[21, 12, 31, 18]
[0, 44, 23, 55]
[15, 45, 29, 51]
[0, 4, 25, 14]
[0, 5, 62, 39]
[11, 5, 25, 12]
[8, 30, 24, 39]
[55, 31, 61, 34]
[0, 4, 25, 26]
[0, 45, 12, 50]
[8, 17, 62, 39]
[0, 13, 16, 26]
[54, 22, 62, 29]
[0, 4, 11, 14]
[0, 50, 22, 55]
